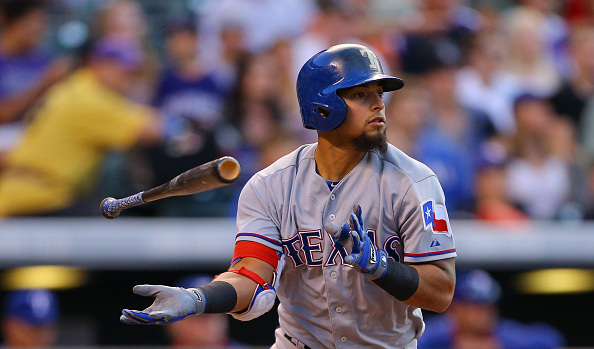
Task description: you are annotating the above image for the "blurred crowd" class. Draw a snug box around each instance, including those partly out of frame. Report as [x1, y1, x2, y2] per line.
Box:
[418, 269, 566, 349]
[1, 0, 594, 221]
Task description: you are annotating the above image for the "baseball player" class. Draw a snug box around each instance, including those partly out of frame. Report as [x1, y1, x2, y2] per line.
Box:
[121, 43, 457, 348]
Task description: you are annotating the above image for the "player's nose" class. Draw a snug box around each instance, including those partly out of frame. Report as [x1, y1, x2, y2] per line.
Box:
[371, 92, 385, 111]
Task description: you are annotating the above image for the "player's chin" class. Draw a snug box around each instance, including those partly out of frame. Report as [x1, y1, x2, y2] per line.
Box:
[352, 129, 388, 153]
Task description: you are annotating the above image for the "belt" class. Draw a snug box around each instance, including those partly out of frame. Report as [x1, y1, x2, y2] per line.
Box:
[284, 333, 313, 349]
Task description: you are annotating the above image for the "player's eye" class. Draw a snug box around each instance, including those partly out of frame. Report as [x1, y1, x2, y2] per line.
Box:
[378, 91, 384, 98]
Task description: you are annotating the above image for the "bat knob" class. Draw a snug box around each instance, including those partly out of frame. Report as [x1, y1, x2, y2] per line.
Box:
[100, 197, 119, 219]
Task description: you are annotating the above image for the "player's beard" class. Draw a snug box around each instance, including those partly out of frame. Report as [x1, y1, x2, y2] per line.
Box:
[352, 128, 387, 153]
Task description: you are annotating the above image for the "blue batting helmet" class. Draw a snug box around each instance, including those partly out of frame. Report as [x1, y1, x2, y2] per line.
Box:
[297, 43, 404, 131]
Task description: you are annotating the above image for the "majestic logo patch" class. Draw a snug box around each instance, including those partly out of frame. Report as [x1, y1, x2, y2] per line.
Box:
[421, 199, 452, 237]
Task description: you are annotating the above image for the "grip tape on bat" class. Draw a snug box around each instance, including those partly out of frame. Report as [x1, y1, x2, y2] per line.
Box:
[101, 156, 240, 219]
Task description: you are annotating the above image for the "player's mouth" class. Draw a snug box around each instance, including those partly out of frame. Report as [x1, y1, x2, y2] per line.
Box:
[367, 116, 386, 127]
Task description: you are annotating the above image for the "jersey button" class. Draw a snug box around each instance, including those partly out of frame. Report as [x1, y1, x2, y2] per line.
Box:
[330, 194, 336, 200]
[336, 307, 342, 313]
[330, 271, 337, 279]
[340, 336, 347, 342]
[329, 213, 335, 221]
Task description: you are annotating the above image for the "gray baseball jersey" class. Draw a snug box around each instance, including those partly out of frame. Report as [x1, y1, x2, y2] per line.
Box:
[236, 142, 456, 348]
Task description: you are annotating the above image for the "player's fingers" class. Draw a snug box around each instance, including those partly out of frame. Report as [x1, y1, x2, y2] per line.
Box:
[348, 213, 356, 231]
[353, 204, 362, 219]
[132, 309, 168, 325]
[120, 314, 141, 325]
[339, 222, 351, 242]
[344, 254, 355, 264]
[354, 204, 364, 227]
[350, 213, 362, 235]
[121, 309, 153, 325]
[147, 312, 173, 322]
[350, 229, 361, 252]
[132, 284, 160, 297]
[120, 310, 141, 325]
[126, 310, 157, 324]
[168, 315, 189, 323]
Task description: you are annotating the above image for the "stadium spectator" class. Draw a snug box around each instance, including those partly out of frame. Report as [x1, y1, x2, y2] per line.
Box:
[395, 0, 484, 75]
[474, 140, 529, 223]
[385, 83, 429, 157]
[142, 17, 232, 217]
[549, 25, 594, 132]
[505, 94, 573, 219]
[93, 0, 160, 104]
[0, 0, 73, 156]
[0, 37, 164, 217]
[220, 52, 291, 216]
[499, 8, 561, 97]
[413, 56, 493, 216]
[268, 39, 304, 140]
[207, 15, 247, 94]
[198, 0, 315, 70]
[225, 52, 286, 161]
[502, 0, 571, 79]
[455, 31, 522, 136]
[418, 270, 566, 349]
[290, 0, 361, 78]
[1, 289, 59, 348]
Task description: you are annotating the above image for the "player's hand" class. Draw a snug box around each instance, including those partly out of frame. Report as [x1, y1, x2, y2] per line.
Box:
[344, 205, 388, 280]
[120, 285, 205, 325]
[327, 221, 353, 254]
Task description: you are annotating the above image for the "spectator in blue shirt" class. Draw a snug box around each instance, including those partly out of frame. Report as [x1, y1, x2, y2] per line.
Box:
[0, 0, 73, 153]
[418, 270, 566, 349]
[143, 17, 231, 216]
[1, 289, 59, 348]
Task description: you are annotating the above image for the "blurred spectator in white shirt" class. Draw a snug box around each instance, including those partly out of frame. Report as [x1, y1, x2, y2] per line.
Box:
[455, 31, 521, 136]
[198, 0, 316, 72]
[506, 94, 572, 219]
[499, 8, 561, 97]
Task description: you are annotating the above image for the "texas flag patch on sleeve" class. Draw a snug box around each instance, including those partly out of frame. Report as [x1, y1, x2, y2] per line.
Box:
[421, 199, 452, 237]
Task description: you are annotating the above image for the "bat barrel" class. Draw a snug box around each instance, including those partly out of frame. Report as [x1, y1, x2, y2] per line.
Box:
[216, 156, 241, 183]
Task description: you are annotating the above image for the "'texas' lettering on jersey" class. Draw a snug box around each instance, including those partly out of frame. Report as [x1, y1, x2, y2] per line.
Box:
[282, 229, 402, 268]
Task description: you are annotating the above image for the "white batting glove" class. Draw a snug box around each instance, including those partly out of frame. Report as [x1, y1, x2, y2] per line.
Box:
[120, 285, 206, 325]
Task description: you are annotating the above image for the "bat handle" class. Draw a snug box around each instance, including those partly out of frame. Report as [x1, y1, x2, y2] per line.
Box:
[100, 192, 145, 219]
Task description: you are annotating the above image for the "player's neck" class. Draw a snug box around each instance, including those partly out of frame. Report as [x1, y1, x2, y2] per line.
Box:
[315, 138, 365, 181]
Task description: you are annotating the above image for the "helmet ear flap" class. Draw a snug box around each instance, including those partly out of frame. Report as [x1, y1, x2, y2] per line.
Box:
[303, 99, 346, 131]
[302, 102, 332, 130]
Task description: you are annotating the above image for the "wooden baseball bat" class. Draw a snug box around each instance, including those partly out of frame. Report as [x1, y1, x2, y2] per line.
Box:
[100, 156, 241, 219]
